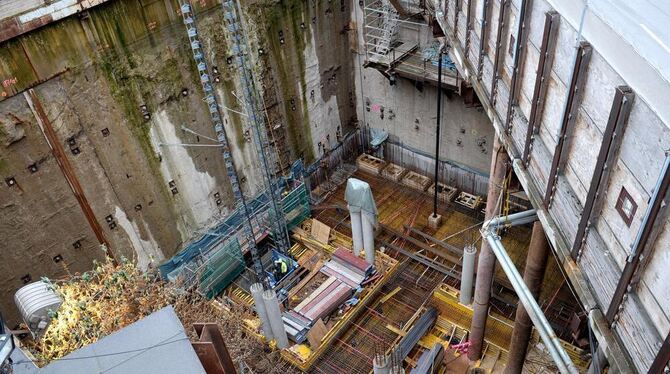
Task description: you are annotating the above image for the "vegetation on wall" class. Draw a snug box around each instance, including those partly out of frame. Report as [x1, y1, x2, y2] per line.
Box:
[248, 0, 315, 164]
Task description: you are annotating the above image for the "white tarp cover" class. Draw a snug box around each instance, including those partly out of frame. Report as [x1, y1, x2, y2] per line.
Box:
[345, 178, 378, 219]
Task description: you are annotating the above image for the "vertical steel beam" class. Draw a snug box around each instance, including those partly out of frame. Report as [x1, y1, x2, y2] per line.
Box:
[503, 0, 531, 134]
[649, 332, 670, 374]
[522, 11, 560, 165]
[477, 0, 491, 80]
[606, 153, 670, 324]
[544, 42, 592, 208]
[571, 86, 635, 260]
[24, 89, 115, 263]
[490, 0, 510, 105]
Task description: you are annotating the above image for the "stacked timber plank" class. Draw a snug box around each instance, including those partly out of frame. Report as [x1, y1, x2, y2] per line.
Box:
[322, 247, 373, 287]
[283, 311, 311, 343]
[428, 182, 458, 203]
[293, 276, 353, 322]
[401, 171, 433, 192]
[455, 191, 483, 210]
[381, 163, 408, 182]
[356, 153, 387, 174]
[285, 248, 374, 341]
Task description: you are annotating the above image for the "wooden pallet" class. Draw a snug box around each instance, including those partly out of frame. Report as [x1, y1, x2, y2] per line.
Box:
[356, 153, 386, 175]
[381, 163, 408, 182]
[455, 191, 483, 210]
[427, 182, 458, 202]
[401, 171, 433, 192]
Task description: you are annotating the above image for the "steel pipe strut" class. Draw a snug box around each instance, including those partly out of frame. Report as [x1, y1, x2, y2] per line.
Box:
[482, 211, 578, 374]
[506, 222, 551, 374]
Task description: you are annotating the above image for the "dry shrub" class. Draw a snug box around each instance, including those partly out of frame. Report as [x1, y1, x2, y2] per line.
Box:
[26, 257, 297, 373]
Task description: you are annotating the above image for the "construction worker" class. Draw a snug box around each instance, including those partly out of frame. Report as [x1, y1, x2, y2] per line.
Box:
[273, 257, 288, 280]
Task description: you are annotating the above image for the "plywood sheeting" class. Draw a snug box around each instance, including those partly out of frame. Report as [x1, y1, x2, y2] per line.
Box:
[310, 219, 331, 245]
[307, 319, 328, 349]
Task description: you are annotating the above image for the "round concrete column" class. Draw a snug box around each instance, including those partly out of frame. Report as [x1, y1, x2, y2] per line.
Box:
[459, 244, 477, 305]
[250, 283, 273, 340]
[362, 211, 376, 264]
[262, 289, 289, 349]
[349, 207, 364, 256]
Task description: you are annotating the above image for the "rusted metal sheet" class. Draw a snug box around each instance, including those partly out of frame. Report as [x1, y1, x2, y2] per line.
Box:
[489, 0, 510, 105]
[607, 154, 670, 324]
[24, 88, 114, 262]
[571, 86, 635, 260]
[476, 0, 491, 80]
[503, 0, 531, 134]
[544, 42, 592, 208]
[192, 323, 237, 374]
[522, 11, 560, 165]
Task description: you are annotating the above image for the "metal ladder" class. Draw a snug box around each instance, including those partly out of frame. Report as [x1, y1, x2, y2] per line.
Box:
[220, 0, 291, 254]
[179, 1, 264, 279]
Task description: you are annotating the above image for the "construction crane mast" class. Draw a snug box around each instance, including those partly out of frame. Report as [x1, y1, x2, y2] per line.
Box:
[178, 1, 265, 279]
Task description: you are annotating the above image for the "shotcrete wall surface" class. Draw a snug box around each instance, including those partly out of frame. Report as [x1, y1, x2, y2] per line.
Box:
[0, 0, 355, 322]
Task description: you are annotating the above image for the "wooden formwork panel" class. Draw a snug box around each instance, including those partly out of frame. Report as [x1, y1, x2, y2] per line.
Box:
[401, 171, 433, 192]
[455, 191, 483, 210]
[381, 163, 408, 182]
[428, 182, 459, 203]
[356, 153, 386, 175]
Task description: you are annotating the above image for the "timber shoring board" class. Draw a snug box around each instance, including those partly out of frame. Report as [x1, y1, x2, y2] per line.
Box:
[477, 0, 491, 79]
[504, 0, 530, 133]
[489, 0, 510, 105]
[571, 86, 634, 259]
[544, 42, 592, 208]
[522, 11, 560, 165]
